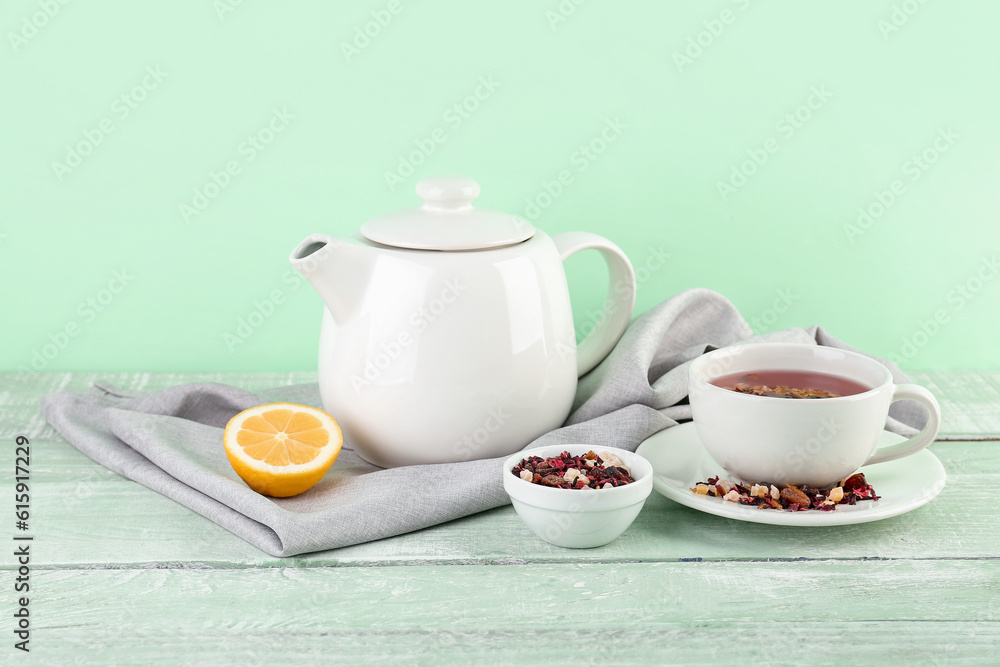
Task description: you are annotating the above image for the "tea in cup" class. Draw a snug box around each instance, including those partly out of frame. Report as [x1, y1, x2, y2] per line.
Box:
[688, 343, 941, 488]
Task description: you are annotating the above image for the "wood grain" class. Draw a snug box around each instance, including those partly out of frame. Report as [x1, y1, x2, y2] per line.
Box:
[910, 370, 1000, 439]
[3, 370, 998, 440]
[15, 560, 1000, 665]
[0, 438, 989, 568]
[0, 371, 997, 568]
[1, 370, 998, 665]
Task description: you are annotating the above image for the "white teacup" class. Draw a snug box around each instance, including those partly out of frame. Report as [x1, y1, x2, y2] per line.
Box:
[688, 343, 941, 488]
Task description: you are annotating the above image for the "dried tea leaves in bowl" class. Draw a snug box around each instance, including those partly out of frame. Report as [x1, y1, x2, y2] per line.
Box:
[512, 450, 635, 490]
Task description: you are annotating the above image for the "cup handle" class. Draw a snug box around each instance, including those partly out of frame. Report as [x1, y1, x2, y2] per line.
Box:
[551, 232, 636, 376]
[864, 384, 941, 466]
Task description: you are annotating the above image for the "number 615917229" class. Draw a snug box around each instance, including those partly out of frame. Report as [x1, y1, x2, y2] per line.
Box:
[15, 435, 30, 525]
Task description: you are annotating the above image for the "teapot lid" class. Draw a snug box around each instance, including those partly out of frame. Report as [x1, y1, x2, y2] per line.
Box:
[360, 177, 535, 251]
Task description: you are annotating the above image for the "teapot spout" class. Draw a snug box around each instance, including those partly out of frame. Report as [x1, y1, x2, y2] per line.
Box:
[290, 234, 375, 324]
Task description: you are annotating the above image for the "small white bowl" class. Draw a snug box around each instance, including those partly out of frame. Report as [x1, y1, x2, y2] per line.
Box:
[502, 444, 653, 548]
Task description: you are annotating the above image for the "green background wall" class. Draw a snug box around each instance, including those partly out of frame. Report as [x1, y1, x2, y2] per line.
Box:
[3, 0, 998, 374]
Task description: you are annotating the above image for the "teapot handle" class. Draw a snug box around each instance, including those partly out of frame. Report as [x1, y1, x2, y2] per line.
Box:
[552, 232, 636, 376]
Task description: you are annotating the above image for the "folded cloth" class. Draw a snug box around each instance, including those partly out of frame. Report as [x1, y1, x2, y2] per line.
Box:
[41, 288, 927, 557]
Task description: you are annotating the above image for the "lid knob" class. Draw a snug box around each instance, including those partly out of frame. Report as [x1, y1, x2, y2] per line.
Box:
[359, 176, 534, 250]
[416, 176, 480, 211]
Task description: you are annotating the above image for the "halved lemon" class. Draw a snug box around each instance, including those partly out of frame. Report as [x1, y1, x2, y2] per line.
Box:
[223, 402, 343, 498]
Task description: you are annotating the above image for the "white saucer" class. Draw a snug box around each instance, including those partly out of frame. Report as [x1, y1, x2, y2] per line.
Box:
[635, 423, 946, 526]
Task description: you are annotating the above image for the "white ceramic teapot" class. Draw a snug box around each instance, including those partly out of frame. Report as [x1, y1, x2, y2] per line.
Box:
[290, 176, 636, 468]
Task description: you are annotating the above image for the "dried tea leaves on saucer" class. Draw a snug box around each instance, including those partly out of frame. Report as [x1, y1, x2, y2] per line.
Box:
[691, 473, 880, 511]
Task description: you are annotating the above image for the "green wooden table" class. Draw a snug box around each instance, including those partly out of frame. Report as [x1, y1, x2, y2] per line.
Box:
[2, 371, 998, 665]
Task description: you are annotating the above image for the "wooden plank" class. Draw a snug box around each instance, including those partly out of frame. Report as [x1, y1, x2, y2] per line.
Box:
[1, 370, 997, 665]
[4, 438, 996, 568]
[16, 624, 995, 667]
[2, 370, 998, 440]
[14, 560, 1000, 665]
[0, 371, 316, 440]
[2, 370, 997, 568]
[909, 370, 1000, 439]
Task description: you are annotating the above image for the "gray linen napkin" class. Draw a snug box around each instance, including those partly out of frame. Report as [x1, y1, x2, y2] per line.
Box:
[41, 288, 926, 557]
